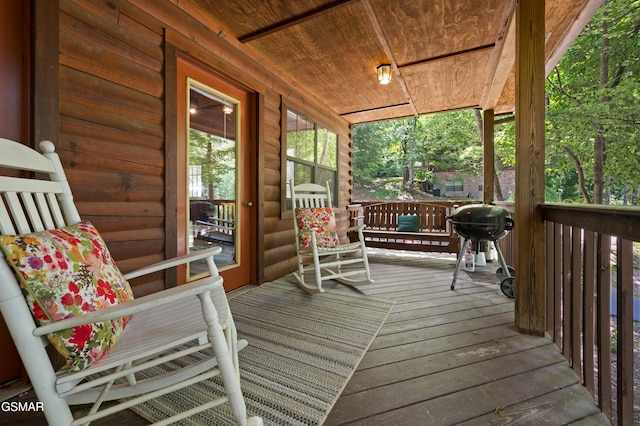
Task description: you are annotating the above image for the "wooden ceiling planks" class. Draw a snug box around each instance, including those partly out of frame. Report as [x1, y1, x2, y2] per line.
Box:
[193, 0, 347, 41]
[184, 0, 602, 123]
[402, 47, 493, 114]
[370, 0, 508, 66]
[246, 1, 408, 115]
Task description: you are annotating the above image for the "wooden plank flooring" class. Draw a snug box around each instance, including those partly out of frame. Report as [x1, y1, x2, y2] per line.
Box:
[2, 249, 609, 425]
[323, 249, 609, 425]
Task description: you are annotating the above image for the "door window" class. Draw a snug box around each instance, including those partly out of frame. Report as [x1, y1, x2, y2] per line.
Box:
[187, 81, 239, 279]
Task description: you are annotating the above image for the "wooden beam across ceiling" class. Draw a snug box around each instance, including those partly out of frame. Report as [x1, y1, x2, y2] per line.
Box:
[545, 0, 604, 75]
[361, 0, 417, 116]
[238, 0, 358, 43]
[480, 0, 516, 110]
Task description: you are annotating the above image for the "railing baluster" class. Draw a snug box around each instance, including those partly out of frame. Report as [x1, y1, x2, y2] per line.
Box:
[545, 222, 555, 340]
[597, 233, 612, 420]
[562, 224, 572, 360]
[616, 238, 634, 425]
[571, 227, 583, 379]
[583, 230, 596, 397]
[553, 222, 563, 348]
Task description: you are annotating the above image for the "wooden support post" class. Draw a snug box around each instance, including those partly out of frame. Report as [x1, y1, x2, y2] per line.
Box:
[482, 109, 495, 204]
[514, 0, 546, 335]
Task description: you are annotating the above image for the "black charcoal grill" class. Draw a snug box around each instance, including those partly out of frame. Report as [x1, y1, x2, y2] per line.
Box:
[447, 204, 515, 297]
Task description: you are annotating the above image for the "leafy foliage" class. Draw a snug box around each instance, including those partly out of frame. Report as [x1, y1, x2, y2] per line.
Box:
[353, 0, 639, 205]
[189, 129, 236, 200]
[546, 0, 640, 204]
[353, 110, 483, 189]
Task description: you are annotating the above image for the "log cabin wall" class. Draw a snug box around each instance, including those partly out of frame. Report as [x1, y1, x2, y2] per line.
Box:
[52, 0, 353, 294]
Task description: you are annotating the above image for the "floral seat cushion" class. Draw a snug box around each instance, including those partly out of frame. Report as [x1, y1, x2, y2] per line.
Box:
[0, 221, 134, 371]
[295, 207, 340, 249]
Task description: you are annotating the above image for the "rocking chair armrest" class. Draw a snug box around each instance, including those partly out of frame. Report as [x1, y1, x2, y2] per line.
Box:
[33, 275, 223, 337]
[123, 246, 222, 280]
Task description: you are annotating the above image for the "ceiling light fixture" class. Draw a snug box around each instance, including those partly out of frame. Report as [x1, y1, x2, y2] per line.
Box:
[377, 64, 392, 85]
[222, 104, 234, 115]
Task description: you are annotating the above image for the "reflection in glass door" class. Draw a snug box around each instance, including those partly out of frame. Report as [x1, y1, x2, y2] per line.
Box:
[187, 81, 238, 279]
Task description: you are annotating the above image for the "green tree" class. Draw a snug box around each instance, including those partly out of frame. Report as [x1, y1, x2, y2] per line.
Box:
[189, 129, 236, 200]
[353, 110, 484, 194]
[546, 0, 640, 205]
[352, 119, 400, 180]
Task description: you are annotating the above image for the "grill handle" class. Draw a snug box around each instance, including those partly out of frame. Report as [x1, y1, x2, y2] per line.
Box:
[505, 217, 514, 231]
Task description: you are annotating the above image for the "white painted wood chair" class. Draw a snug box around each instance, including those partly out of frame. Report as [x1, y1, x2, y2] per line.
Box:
[0, 138, 262, 426]
[289, 180, 372, 293]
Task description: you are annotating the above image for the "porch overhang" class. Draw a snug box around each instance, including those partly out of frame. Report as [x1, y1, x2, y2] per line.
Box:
[184, 0, 603, 124]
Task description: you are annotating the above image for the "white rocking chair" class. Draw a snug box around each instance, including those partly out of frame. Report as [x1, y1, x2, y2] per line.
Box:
[0, 138, 262, 426]
[289, 180, 372, 294]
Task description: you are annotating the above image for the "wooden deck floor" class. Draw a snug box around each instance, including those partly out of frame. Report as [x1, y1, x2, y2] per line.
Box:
[324, 249, 609, 425]
[2, 249, 609, 425]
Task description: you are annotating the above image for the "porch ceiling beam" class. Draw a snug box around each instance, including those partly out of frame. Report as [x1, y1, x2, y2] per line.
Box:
[480, 0, 516, 111]
[361, 0, 417, 117]
[238, 0, 357, 43]
[495, 114, 515, 125]
[545, 0, 605, 75]
[340, 103, 414, 124]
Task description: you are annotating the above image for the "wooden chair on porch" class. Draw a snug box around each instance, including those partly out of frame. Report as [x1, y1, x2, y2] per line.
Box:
[289, 180, 372, 294]
[0, 138, 262, 426]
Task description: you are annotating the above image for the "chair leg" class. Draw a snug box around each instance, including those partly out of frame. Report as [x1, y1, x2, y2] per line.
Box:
[312, 246, 323, 293]
[198, 291, 249, 426]
[1, 296, 74, 426]
[292, 250, 324, 294]
[361, 248, 372, 281]
[335, 253, 342, 275]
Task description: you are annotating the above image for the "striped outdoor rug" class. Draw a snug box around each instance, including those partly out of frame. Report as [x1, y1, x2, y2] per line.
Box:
[130, 277, 395, 425]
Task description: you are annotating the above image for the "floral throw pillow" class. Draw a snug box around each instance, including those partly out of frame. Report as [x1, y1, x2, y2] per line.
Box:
[0, 221, 134, 371]
[295, 207, 340, 249]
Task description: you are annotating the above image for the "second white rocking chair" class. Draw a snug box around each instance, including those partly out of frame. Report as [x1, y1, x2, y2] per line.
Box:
[289, 180, 372, 293]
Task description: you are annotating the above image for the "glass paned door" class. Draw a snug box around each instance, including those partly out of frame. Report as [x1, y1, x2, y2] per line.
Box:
[187, 81, 239, 279]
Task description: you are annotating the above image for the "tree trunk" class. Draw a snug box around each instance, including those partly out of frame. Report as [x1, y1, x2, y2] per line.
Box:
[563, 146, 592, 203]
[473, 109, 483, 141]
[408, 118, 416, 189]
[593, 15, 610, 204]
[207, 141, 214, 199]
[494, 169, 504, 201]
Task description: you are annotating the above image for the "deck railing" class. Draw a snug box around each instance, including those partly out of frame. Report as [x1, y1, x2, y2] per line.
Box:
[541, 203, 640, 425]
[355, 200, 639, 423]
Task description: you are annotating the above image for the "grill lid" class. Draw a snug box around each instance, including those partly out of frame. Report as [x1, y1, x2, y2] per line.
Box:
[447, 204, 514, 241]
[448, 204, 511, 225]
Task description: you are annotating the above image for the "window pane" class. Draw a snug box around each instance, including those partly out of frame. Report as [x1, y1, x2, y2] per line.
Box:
[188, 83, 239, 276]
[286, 160, 313, 186]
[284, 108, 339, 211]
[445, 180, 464, 192]
[285, 160, 313, 209]
[286, 110, 315, 162]
[317, 127, 337, 168]
[316, 168, 336, 194]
